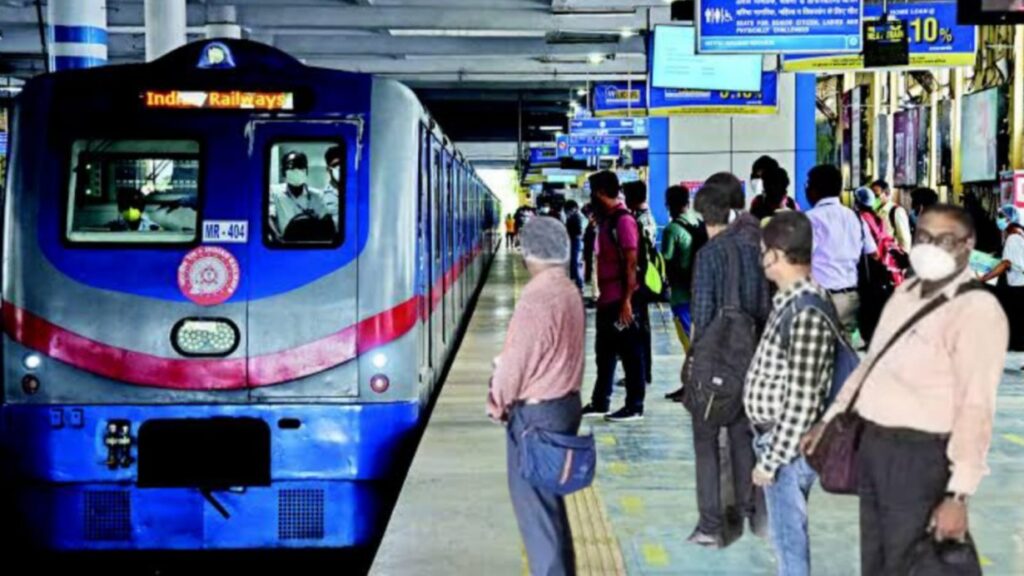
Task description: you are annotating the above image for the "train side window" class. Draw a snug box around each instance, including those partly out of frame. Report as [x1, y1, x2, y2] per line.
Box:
[65, 139, 200, 244]
[265, 141, 344, 247]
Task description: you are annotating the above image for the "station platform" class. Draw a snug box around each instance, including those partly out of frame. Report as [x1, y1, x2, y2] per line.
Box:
[371, 249, 1024, 576]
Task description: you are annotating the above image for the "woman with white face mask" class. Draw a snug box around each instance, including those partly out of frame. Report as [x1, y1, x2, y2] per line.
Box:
[980, 204, 1024, 354]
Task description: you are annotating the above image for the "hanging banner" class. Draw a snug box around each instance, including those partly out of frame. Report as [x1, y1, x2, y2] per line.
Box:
[782, 2, 976, 71]
[570, 117, 649, 137]
[649, 71, 779, 116]
[697, 0, 863, 54]
[592, 83, 648, 117]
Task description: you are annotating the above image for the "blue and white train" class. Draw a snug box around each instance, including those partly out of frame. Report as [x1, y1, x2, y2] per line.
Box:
[0, 39, 499, 551]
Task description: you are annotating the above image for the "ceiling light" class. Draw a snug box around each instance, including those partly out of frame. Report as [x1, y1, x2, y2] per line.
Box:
[576, 88, 587, 97]
[539, 126, 563, 132]
[620, 29, 636, 39]
[587, 53, 606, 65]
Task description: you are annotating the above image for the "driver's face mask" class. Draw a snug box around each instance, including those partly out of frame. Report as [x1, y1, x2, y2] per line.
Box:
[286, 169, 308, 187]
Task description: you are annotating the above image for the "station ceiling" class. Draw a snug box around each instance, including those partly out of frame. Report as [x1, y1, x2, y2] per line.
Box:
[0, 0, 669, 141]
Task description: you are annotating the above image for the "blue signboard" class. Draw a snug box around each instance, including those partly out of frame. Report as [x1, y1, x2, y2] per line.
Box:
[570, 117, 649, 137]
[529, 146, 559, 165]
[649, 71, 779, 116]
[592, 83, 647, 117]
[0, 132, 7, 156]
[782, 2, 976, 71]
[567, 136, 620, 159]
[698, 0, 863, 54]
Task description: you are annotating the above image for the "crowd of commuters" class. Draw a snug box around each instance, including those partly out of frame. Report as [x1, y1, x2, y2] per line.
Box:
[487, 156, 1014, 575]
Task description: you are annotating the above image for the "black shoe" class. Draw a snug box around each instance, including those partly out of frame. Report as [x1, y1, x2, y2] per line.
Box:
[665, 387, 685, 401]
[604, 407, 644, 422]
[687, 528, 724, 549]
[581, 404, 609, 418]
[614, 378, 626, 388]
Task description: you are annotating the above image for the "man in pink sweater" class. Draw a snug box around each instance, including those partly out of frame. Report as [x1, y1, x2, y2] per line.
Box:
[488, 215, 585, 576]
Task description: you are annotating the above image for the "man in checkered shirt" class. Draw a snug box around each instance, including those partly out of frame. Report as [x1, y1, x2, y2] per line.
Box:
[745, 211, 838, 576]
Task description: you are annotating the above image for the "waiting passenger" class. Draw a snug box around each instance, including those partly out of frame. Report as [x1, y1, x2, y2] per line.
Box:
[487, 216, 584, 576]
[108, 187, 159, 232]
[980, 204, 1024, 355]
[505, 213, 517, 249]
[564, 200, 586, 291]
[623, 181, 655, 387]
[745, 211, 837, 575]
[269, 151, 332, 241]
[870, 179, 913, 254]
[661, 184, 705, 358]
[686, 173, 772, 547]
[752, 166, 797, 222]
[323, 145, 344, 232]
[581, 171, 647, 422]
[804, 205, 1008, 576]
[910, 187, 940, 230]
[804, 165, 877, 339]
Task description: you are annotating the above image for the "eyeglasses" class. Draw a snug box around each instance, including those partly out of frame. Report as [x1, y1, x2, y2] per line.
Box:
[913, 230, 969, 250]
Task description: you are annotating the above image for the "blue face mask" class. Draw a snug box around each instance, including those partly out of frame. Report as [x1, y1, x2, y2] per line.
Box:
[997, 217, 1010, 232]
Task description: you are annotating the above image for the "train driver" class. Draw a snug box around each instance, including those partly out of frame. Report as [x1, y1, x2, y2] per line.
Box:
[268, 150, 331, 240]
[323, 145, 343, 230]
[108, 187, 160, 232]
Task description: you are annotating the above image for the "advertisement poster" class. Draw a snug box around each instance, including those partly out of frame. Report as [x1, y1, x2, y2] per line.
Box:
[961, 88, 1000, 183]
[783, 2, 976, 71]
[893, 108, 920, 187]
[698, 0, 863, 53]
[937, 100, 953, 185]
[649, 71, 779, 116]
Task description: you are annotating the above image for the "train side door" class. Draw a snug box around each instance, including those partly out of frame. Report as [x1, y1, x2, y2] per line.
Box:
[417, 124, 433, 382]
[246, 120, 361, 398]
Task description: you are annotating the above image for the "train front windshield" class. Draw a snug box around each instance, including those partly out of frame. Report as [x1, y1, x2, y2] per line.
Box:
[66, 139, 201, 244]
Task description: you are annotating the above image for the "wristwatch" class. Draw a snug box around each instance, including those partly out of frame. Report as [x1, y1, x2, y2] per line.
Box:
[945, 491, 968, 504]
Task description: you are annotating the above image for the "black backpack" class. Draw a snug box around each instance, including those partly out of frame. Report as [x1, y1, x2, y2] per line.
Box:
[681, 243, 759, 426]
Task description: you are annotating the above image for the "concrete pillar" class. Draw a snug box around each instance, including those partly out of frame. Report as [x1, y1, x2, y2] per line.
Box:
[206, 5, 242, 40]
[47, 0, 107, 71]
[145, 0, 187, 61]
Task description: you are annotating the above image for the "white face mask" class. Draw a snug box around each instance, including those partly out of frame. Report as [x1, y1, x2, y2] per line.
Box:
[909, 244, 957, 281]
[329, 166, 341, 184]
[750, 178, 764, 198]
[285, 169, 307, 187]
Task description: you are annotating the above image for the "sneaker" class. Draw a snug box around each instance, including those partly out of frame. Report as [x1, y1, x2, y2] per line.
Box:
[604, 407, 644, 422]
[687, 528, 724, 549]
[664, 387, 685, 401]
[581, 404, 609, 418]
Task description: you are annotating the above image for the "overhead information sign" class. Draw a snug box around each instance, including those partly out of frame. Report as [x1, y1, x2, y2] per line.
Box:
[570, 117, 649, 137]
[143, 90, 295, 111]
[592, 83, 647, 117]
[649, 71, 779, 116]
[697, 0, 863, 54]
[528, 147, 559, 165]
[567, 135, 620, 158]
[782, 2, 975, 71]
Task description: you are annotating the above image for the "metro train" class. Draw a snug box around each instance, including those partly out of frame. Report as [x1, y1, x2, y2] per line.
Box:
[0, 39, 499, 552]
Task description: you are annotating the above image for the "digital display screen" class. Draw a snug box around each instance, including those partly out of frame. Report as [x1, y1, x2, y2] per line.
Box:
[143, 90, 295, 111]
[961, 88, 1000, 183]
[982, 0, 1024, 12]
[651, 25, 762, 92]
[959, 0, 1024, 23]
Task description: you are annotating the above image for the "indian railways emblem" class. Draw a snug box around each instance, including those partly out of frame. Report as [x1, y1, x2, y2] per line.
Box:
[177, 246, 240, 306]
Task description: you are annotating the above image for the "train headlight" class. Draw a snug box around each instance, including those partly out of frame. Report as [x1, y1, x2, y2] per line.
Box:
[369, 374, 390, 394]
[172, 319, 239, 357]
[23, 354, 42, 370]
[372, 353, 388, 369]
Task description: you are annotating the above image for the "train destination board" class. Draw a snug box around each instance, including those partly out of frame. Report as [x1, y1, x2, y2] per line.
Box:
[144, 90, 295, 110]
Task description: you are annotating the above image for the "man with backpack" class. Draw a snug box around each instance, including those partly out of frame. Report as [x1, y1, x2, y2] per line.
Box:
[581, 171, 647, 422]
[871, 180, 913, 254]
[745, 212, 845, 575]
[684, 173, 772, 547]
[661, 184, 707, 401]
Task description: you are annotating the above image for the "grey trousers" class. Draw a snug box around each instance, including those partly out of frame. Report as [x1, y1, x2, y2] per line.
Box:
[830, 290, 860, 334]
[507, 393, 582, 576]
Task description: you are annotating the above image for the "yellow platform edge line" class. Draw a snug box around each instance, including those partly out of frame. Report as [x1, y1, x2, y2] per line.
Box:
[567, 484, 627, 576]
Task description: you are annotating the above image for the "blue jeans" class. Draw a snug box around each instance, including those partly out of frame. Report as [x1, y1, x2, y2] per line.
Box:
[569, 238, 584, 290]
[754, 433, 817, 576]
[670, 303, 692, 351]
